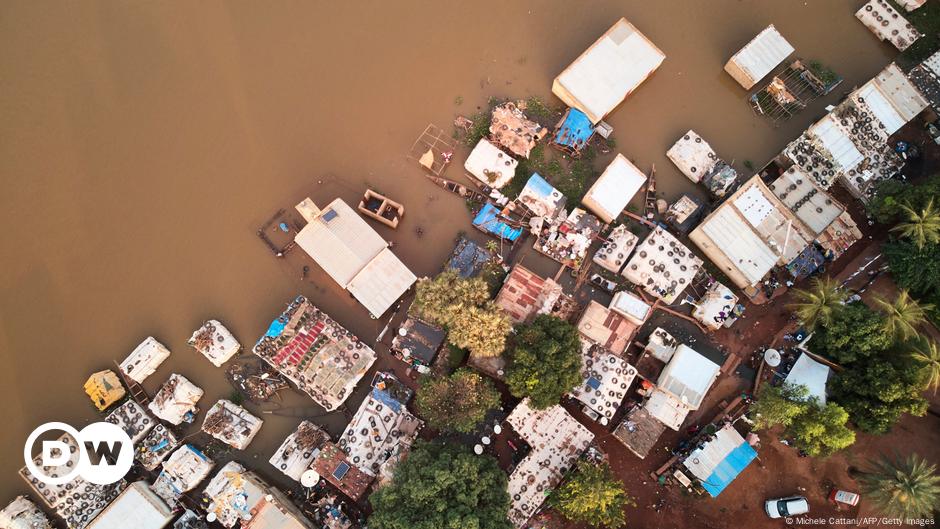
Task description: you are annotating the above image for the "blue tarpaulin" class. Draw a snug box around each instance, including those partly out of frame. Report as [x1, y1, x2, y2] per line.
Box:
[371, 387, 403, 413]
[264, 318, 286, 338]
[553, 108, 594, 150]
[447, 237, 492, 278]
[472, 203, 523, 241]
[699, 442, 758, 497]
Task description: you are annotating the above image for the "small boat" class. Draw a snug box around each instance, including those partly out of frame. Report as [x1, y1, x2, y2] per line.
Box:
[424, 174, 489, 203]
[358, 189, 405, 229]
[643, 164, 657, 220]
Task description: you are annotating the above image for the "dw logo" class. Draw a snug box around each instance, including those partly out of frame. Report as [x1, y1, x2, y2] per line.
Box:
[23, 422, 134, 485]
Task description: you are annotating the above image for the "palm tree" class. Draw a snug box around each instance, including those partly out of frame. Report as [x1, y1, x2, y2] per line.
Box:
[857, 453, 940, 519]
[910, 340, 940, 394]
[891, 198, 940, 249]
[787, 276, 846, 330]
[874, 290, 933, 341]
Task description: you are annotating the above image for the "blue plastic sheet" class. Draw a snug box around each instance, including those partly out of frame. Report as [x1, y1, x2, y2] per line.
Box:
[700, 442, 758, 497]
[553, 108, 594, 150]
[472, 203, 522, 241]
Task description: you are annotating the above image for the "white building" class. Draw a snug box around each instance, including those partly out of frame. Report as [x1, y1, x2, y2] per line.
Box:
[785, 352, 831, 405]
[666, 130, 718, 183]
[149, 374, 204, 425]
[464, 138, 518, 189]
[552, 17, 665, 124]
[201, 399, 263, 450]
[204, 462, 315, 529]
[656, 344, 721, 411]
[609, 290, 652, 325]
[119, 336, 170, 384]
[269, 420, 330, 482]
[856, 0, 921, 51]
[151, 445, 214, 505]
[623, 227, 702, 303]
[188, 320, 240, 367]
[1, 496, 53, 529]
[581, 154, 647, 223]
[571, 343, 637, 423]
[294, 198, 416, 318]
[593, 224, 638, 273]
[724, 25, 795, 89]
[86, 481, 173, 529]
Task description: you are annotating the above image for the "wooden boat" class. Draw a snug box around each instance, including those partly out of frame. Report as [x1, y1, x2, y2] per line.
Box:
[643, 164, 657, 220]
[358, 189, 404, 229]
[424, 174, 489, 203]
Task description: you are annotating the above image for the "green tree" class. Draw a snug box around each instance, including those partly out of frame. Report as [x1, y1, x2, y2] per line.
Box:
[857, 453, 940, 519]
[369, 442, 511, 529]
[548, 461, 635, 528]
[874, 290, 933, 342]
[751, 384, 855, 457]
[505, 315, 583, 409]
[884, 239, 940, 296]
[910, 339, 940, 394]
[810, 303, 894, 364]
[831, 356, 929, 434]
[415, 369, 501, 433]
[788, 276, 846, 330]
[410, 271, 511, 358]
[868, 174, 940, 225]
[891, 198, 940, 249]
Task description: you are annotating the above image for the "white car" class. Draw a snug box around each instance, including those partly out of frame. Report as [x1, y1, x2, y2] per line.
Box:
[765, 496, 809, 518]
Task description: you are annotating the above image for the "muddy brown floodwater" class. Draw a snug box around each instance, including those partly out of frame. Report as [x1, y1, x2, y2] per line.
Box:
[0, 1, 895, 502]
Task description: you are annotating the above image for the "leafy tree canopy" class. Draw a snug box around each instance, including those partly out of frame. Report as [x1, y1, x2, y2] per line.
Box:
[548, 461, 635, 528]
[831, 356, 929, 434]
[884, 239, 940, 298]
[810, 303, 894, 364]
[369, 442, 512, 529]
[867, 174, 940, 225]
[415, 368, 501, 433]
[505, 315, 583, 409]
[751, 384, 855, 457]
[858, 453, 940, 520]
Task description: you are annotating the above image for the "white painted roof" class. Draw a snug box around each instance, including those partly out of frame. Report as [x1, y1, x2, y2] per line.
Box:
[148, 374, 204, 426]
[644, 388, 691, 431]
[552, 18, 665, 124]
[855, 0, 921, 51]
[925, 49, 940, 76]
[346, 247, 417, 318]
[464, 138, 518, 189]
[582, 154, 647, 223]
[695, 204, 777, 287]
[119, 336, 171, 384]
[657, 344, 720, 410]
[808, 115, 864, 172]
[692, 281, 739, 331]
[666, 130, 718, 183]
[785, 353, 830, 405]
[682, 424, 748, 482]
[571, 345, 636, 419]
[294, 198, 388, 287]
[188, 320, 240, 367]
[724, 25, 794, 89]
[86, 482, 172, 529]
[856, 63, 928, 134]
[622, 227, 702, 303]
[0, 497, 52, 529]
[734, 184, 775, 227]
[609, 290, 651, 325]
[770, 167, 844, 235]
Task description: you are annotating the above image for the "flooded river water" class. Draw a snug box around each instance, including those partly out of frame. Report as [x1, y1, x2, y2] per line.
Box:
[0, 1, 894, 500]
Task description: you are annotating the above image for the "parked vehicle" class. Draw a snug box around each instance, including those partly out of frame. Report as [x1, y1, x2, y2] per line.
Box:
[829, 489, 860, 506]
[764, 496, 809, 518]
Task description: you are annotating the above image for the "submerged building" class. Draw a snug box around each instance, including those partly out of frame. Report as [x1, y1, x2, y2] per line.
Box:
[294, 197, 416, 318]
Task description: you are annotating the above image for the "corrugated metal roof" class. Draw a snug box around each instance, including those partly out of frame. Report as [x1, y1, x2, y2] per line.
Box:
[644, 388, 690, 431]
[294, 199, 388, 287]
[770, 167, 844, 235]
[682, 425, 756, 497]
[86, 482, 173, 529]
[925, 49, 940, 76]
[666, 130, 718, 183]
[582, 153, 647, 223]
[697, 206, 777, 286]
[610, 290, 651, 324]
[862, 63, 929, 133]
[464, 138, 518, 189]
[855, 0, 921, 51]
[346, 248, 417, 318]
[809, 114, 864, 171]
[552, 18, 665, 124]
[656, 344, 720, 410]
[724, 25, 794, 89]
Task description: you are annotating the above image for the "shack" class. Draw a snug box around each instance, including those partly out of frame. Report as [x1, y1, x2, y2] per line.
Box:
[86, 481, 173, 529]
[252, 296, 377, 411]
[313, 442, 374, 502]
[581, 154, 647, 223]
[690, 176, 814, 290]
[269, 420, 330, 482]
[681, 424, 758, 497]
[593, 224, 638, 274]
[137, 424, 179, 471]
[119, 336, 171, 384]
[692, 281, 739, 331]
[202, 399, 263, 450]
[0, 496, 53, 529]
[465, 138, 518, 189]
[724, 25, 795, 89]
[577, 300, 639, 355]
[517, 173, 565, 218]
[489, 102, 548, 158]
[338, 385, 423, 480]
[613, 405, 668, 459]
[623, 227, 703, 303]
[533, 208, 601, 268]
[151, 445, 214, 505]
[505, 400, 595, 528]
[495, 264, 574, 324]
[906, 49, 940, 110]
[446, 236, 494, 278]
[552, 107, 595, 155]
[391, 317, 445, 368]
[105, 400, 155, 444]
[84, 369, 126, 411]
[856, 0, 921, 51]
[666, 130, 738, 197]
[473, 203, 524, 242]
[609, 290, 653, 326]
[656, 344, 721, 415]
[785, 352, 830, 405]
[293, 198, 416, 318]
[665, 194, 704, 234]
[188, 320, 241, 367]
[149, 374, 204, 425]
[204, 462, 315, 529]
[570, 342, 637, 423]
[552, 17, 665, 124]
